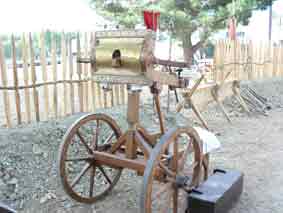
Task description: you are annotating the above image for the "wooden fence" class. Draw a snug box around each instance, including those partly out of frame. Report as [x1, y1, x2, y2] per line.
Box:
[0, 32, 127, 127]
[213, 39, 283, 83]
[1, 34, 283, 128]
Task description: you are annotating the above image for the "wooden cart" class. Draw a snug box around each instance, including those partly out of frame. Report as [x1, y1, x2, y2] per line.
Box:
[58, 30, 209, 213]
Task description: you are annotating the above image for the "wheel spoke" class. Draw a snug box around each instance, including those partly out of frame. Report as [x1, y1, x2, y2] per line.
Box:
[65, 156, 94, 162]
[173, 139, 178, 173]
[89, 166, 96, 197]
[98, 166, 112, 185]
[104, 132, 115, 144]
[179, 140, 193, 171]
[71, 163, 91, 188]
[93, 120, 100, 149]
[76, 131, 93, 154]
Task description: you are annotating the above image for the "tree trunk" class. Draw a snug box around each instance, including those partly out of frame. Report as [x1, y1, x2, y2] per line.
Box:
[182, 32, 194, 65]
[183, 47, 194, 65]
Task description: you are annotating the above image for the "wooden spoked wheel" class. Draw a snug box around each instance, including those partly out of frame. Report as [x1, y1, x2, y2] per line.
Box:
[58, 113, 123, 203]
[140, 126, 202, 213]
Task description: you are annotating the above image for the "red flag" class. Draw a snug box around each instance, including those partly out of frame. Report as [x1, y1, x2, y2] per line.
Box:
[228, 17, 236, 40]
[143, 10, 160, 31]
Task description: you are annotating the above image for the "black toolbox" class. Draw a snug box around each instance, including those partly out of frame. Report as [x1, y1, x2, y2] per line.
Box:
[187, 169, 243, 213]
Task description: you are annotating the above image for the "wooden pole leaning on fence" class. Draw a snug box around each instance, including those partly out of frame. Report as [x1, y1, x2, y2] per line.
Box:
[0, 38, 12, 127]
[22, 34, 31, 123]
[29, 33, 40, 122]
[11, 35, 22, 125]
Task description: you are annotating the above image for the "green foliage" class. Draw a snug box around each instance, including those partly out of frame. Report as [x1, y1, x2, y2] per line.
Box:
[91, 0, 275, 42]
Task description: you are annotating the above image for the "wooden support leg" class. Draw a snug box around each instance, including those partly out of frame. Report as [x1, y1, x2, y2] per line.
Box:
[153, 93, 165, 134]
[211, 86, 232, 123]
[190, 99, 209, 130]
[126, 130, 137, 159]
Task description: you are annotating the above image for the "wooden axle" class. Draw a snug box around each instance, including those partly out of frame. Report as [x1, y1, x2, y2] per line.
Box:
[93, 151, 146, 174]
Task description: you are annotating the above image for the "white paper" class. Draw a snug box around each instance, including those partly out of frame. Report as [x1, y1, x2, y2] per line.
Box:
[194, 127, 221, 154]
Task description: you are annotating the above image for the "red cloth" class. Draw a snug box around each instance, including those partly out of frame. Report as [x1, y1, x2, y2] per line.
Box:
[143, 10, 160, 31]
[228, 17, 236, 40]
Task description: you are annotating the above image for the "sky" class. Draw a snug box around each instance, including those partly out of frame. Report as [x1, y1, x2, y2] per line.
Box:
[246, 0, 283, 41]
[0, 0, 283, 41]
[0, 0, 110, 33]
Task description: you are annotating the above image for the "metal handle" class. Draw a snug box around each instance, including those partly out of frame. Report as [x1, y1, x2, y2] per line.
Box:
[77, 57, 96, 64]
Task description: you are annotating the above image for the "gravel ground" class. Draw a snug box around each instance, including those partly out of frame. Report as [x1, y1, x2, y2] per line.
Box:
[0, 78, 282, 213]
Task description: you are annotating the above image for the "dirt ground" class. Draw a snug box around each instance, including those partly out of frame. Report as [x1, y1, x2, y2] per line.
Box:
[0, 78, 283, 213]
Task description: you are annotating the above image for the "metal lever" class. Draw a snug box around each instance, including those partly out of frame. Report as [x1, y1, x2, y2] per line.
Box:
[77, 57, 96, 64]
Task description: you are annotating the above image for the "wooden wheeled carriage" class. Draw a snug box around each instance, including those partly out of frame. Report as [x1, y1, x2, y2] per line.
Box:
[58, 30, 209, 212]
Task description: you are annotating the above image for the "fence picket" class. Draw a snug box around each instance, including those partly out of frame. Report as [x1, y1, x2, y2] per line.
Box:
[40, 31, 49, 119]
[77, 32, 84, 112]
[22, 34, 31, 123]
[51, 33, 58, 118]
[61, 32, 68, 116]
[83, 32, 89, 112]
[90, 32, 96, 111]
[0, 38, 12, 127]
[29, 33, 40, 122]
[68, 35, 75, 114]
[11, 35, 22, 125]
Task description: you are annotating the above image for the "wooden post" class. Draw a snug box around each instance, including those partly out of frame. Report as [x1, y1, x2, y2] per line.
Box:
[11, 35, 22, 125]
[0, 38, 11, 127]
[29, 33, 40, 122]
[68, 34, 75, 114]
[22, 34, 31, 123]
[126, 90, 140, 159]
[61, 32, 68, 116]
[77, 32, 84, 112]
[51, 33, 58, 118]
[40, 31, 49, 119]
